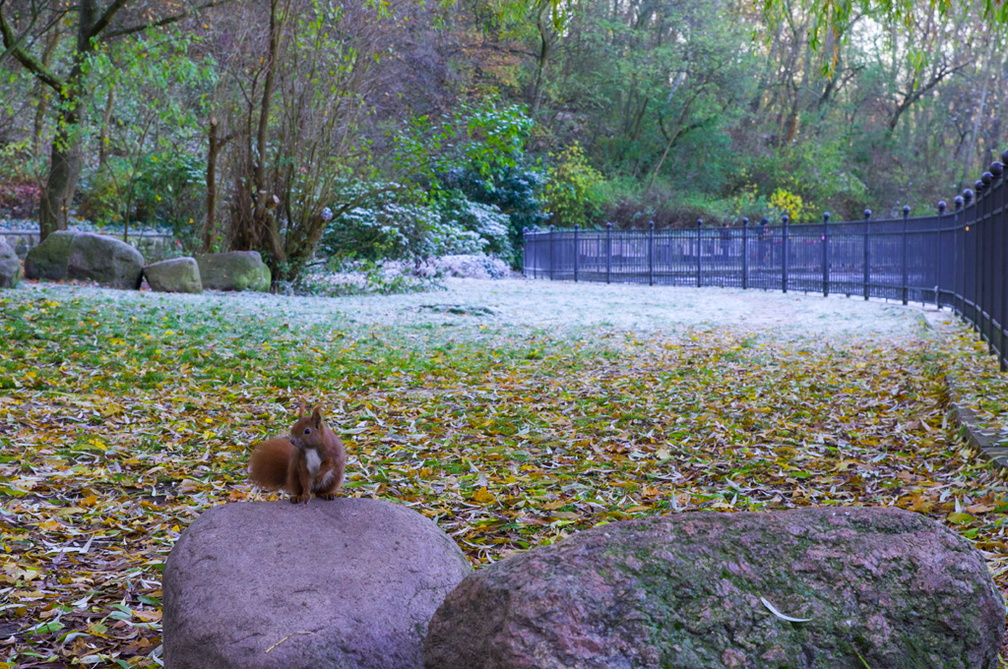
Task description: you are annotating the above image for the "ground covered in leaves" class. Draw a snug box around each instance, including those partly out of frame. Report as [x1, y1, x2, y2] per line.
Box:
[2, 279, 1007, 667]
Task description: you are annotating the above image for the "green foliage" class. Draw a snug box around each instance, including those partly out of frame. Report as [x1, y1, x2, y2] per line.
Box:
[544, 143, 607, 228]
[77, 151, 203, 236]
[393, 98, 536, 192]
[70, 30, 215, 243]
[440, 164, 547, 265]
[735, 137, 869, 222]
[388, 99, 543, 264]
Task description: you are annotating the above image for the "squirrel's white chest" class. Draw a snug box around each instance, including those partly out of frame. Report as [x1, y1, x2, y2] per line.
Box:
[305, 449, 322, 478]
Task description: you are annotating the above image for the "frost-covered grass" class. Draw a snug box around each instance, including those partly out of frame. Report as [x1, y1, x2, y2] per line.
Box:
[16, 275, 932, 342]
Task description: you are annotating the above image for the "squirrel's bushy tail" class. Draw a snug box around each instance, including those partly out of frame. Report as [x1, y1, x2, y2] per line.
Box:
[249, 437, 294, 490]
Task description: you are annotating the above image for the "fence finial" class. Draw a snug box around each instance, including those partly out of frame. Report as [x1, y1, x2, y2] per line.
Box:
[963, 188, 974, 204]
[902, 205, 911, 217]
[938, 201, 947, 215]
[864, 209, 872, 220]
[990, 161, 1004, 179]
[955, 195, 964, 210]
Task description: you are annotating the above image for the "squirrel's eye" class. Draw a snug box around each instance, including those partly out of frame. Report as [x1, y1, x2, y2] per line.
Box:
[303, 428, 311, 435]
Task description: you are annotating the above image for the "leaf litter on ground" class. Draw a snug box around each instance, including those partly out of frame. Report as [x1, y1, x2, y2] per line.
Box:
[1, 279, 1007, 667]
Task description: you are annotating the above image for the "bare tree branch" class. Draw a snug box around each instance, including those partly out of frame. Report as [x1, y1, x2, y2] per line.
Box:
[103, 0, 234, 40]
[0, 0, 65, 91]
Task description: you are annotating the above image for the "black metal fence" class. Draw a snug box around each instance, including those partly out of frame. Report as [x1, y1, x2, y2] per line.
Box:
[523, 156, 1008, 370]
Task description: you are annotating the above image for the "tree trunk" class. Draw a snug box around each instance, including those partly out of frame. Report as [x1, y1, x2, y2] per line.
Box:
[40, 113, 83, 239]
[98, 85, 116, 168]
[249, 0, 286, 270]
[204, 117, 223, 251]
[530, 15, 553, 116]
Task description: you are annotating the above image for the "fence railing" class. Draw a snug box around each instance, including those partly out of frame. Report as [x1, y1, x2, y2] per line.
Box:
[523, 156, 1008, 370]
[1, 229, 179, 262]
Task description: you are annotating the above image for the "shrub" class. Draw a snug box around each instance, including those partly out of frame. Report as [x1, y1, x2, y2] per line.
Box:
[436, 193, 512, 258]
[544, 143, 607, 228]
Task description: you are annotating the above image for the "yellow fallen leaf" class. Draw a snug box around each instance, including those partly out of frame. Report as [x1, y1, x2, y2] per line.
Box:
[472, 487, 495, 504]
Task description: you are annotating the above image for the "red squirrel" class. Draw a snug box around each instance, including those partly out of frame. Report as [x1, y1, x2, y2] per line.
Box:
[248, 404, 346, 503]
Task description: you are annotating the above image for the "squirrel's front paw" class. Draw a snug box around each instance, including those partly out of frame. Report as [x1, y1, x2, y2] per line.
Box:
[318, 493, 338, 500]
[290, 494, 310, 504]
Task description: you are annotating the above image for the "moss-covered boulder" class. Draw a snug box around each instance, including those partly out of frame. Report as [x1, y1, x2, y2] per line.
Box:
[196, 251, 270, 292]
[67, 232, 144, 289]
[24, 231, 145, 289]
[24, 230, 77, 281]
[0, 238, 21, 288]
[144, 257, 202, 293]
[424, 507, 1004, 669]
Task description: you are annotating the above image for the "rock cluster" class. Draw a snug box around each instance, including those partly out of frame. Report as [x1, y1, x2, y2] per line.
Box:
[21, 232, 271, 292]
[163, 504, 1004, 669]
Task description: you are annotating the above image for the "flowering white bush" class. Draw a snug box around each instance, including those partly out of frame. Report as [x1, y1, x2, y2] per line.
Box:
[293, 253, 508, 296]
[436, 254, 510, 279]
[427, 220, 486, 256]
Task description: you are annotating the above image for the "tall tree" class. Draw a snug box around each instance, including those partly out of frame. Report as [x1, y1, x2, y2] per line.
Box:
[0, 0, 228, 239]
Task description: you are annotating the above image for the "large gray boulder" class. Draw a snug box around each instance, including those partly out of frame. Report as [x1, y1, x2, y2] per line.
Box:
[196, 251, 270, 291]
[143, 257, 202, 293]
[24, 230, 77, 281]
[0, 238, 20, 288]
[66, 232, 144, 288]
[24, 231, 144, 288]
[424, 507, 1004, 669]
[163, 499, 471, 669]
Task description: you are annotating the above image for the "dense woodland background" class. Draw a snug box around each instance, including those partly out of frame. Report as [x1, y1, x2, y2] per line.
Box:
[1, 0, 1007, 284]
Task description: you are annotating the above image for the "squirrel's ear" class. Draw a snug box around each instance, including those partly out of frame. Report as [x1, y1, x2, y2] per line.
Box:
[297, 400, 308, 417]
[311, 406, 323, 428]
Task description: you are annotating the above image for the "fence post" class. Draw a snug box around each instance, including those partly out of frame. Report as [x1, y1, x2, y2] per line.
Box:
[954, 195, 963, 315]
[863, 208, 872, 300]
[606, 222, 612, 285]
[971, 180, 979, 332]
[964, 188, 974, 323]
[549, 225, 555, 281]
[993, 160, 1007, 369]
[901, 205, 910, 305]
[696, 219, 703, 288]
[822, 212, 830, 297]
[522, 227, 529, 278]
[982, 172, 995, 352]
[781, 215, 790, 293]
[936, 201, 946, 308]
[742, 217, 749, 290]
[648, 220, 655, 286]
[573, 224, 580, 283]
